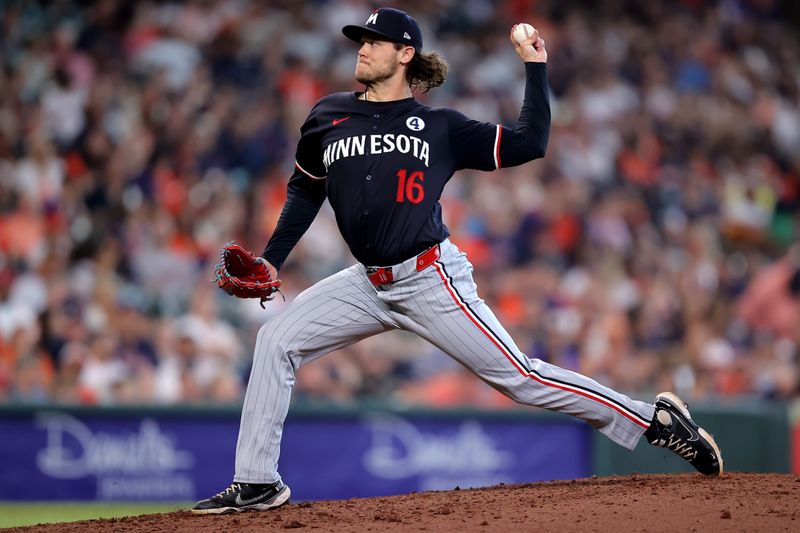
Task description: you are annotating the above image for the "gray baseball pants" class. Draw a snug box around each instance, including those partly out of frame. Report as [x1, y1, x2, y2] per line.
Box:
[234, 239, 655, 483]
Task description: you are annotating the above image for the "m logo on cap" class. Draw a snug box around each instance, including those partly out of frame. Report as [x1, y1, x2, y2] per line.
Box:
[342, 8, 423, 51]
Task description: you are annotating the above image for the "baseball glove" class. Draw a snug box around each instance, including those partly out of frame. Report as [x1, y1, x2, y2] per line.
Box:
[213, 242, 281, 307]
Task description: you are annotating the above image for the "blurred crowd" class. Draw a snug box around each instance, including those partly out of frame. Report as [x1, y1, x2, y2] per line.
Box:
[0, 0, 798, 407]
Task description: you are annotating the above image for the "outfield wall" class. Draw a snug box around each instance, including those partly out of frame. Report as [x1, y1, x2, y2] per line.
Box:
[0, 401, 791, 501]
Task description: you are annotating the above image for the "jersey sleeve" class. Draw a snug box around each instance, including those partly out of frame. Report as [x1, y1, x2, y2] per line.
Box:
[294, 102, 327, 180]
[260, 166, 327, 270]
[445, 110, 502, 171]
[447, 63, 550, 171]
[260, 100, 329, 269]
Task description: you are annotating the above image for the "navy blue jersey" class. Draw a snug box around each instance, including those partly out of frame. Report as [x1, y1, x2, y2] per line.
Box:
[263, 62, 550, 268]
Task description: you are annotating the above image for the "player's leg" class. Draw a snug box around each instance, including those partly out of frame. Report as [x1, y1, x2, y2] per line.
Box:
[193, 264, 397, 513]
[387, 239, 721, 473]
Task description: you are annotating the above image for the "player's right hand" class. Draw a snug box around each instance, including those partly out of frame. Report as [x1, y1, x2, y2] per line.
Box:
[510, 25, 547, 64]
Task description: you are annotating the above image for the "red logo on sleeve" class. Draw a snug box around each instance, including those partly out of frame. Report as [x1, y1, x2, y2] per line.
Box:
[332, 117, 351, 126]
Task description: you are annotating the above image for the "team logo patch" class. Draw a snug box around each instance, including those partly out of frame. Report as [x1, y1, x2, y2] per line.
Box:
[406, 116, 425, 131]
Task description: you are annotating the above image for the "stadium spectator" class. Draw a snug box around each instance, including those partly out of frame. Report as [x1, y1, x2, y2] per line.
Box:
[0, 0, 798, 406]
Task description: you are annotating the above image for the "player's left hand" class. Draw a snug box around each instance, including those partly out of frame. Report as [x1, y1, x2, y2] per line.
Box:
[213, 242, 282, 308]
[510, 25, 547, 63]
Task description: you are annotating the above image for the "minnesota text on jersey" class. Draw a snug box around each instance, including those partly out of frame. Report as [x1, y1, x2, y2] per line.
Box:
[323, 133, 430, 170]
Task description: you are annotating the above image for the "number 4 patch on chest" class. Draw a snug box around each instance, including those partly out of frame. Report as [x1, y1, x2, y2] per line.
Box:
[406, 116, 425, 131]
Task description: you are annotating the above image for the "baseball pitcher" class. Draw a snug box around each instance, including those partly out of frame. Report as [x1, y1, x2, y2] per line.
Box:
[195, 6, 722, 514]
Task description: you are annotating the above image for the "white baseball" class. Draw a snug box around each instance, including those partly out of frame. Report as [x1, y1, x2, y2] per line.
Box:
[512, 23, 535, 45]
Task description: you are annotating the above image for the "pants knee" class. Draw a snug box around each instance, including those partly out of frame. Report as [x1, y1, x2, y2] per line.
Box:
[255, 321, 296, 368]
[485, 374, 531, 404]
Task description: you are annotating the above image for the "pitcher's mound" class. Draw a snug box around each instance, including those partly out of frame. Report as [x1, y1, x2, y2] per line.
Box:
[12, 473, 800, 532]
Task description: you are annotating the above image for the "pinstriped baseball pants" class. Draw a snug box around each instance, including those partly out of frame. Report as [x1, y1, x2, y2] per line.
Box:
[234, 239, 655, 483]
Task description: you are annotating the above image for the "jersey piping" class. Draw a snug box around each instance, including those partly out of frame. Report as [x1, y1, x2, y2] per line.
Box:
[295, 160, 326, 180]
[493, 125, 503, 169]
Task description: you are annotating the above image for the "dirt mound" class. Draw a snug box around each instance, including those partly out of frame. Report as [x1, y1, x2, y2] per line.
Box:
[10, 473, 800, 532]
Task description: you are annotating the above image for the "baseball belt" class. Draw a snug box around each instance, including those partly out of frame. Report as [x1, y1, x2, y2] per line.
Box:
[365, 243, 441, 286]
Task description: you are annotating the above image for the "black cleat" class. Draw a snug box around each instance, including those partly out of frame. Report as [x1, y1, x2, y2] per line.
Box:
[645, 392, 723, 476]
[191, 480, 291, 514]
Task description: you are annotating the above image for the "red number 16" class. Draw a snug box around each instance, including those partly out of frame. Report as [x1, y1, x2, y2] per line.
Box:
[396, 169, 425, 204]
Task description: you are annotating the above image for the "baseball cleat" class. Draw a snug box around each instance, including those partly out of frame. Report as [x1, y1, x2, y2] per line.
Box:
[645, 392, 723, 476]
[191, 480, 290, 514]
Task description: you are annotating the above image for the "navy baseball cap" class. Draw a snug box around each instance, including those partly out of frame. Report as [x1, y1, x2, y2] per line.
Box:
[342, 7, 423, 50]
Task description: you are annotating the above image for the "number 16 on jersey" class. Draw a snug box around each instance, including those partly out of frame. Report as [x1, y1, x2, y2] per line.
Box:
[396, 169, 425, 204]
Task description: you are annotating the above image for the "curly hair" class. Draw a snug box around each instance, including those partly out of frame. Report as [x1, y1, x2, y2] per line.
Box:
[396, 45, 449, 93]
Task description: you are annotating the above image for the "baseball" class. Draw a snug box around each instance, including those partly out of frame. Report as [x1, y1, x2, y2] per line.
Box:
[512, 23, 535, 44]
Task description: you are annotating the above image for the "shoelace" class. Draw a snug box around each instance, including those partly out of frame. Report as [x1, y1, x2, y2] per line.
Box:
[648, 410, 699, 461]
[665, 435, 698, 460]
[216, 483, 242, 498]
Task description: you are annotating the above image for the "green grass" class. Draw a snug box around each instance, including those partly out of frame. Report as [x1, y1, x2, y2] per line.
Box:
[0, 502, 189, 528]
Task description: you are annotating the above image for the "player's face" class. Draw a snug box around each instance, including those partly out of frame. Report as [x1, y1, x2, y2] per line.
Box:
[355, 37, 402, 85]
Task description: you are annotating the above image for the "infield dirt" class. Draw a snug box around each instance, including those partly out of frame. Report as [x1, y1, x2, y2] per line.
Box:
[9, 473, 799, 532]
